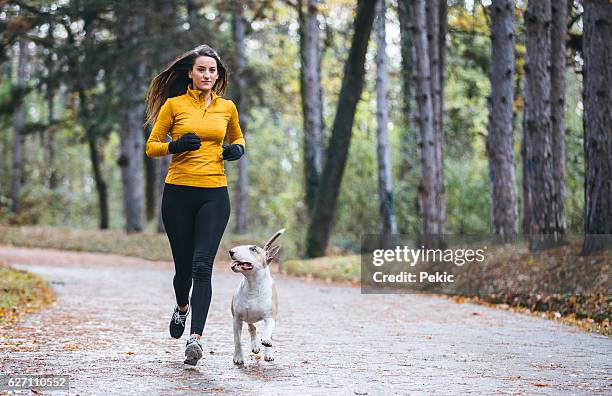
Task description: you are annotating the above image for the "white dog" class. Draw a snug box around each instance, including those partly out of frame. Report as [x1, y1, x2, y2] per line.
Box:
[229, 228, 285, 364]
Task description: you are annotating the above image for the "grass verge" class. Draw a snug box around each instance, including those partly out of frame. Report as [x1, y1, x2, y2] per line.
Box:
[0, 225, 173, 261]
[0, 261, 56, 326]
[0, 225, 300, 263]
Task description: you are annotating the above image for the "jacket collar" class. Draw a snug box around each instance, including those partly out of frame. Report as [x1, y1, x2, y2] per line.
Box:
[186, 83, 219, 104]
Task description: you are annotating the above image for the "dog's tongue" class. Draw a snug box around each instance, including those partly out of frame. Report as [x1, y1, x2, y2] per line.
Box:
[231, 260, 253, 270]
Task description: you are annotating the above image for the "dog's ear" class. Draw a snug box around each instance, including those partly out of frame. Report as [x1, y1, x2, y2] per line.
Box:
[263, 228, 286, 251]
[265, 245, 281, 265]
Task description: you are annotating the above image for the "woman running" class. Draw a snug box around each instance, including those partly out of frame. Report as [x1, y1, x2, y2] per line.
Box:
[144, 44, 245, 367]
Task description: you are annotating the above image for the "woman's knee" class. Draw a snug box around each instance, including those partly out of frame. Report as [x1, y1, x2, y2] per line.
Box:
[192, 251, 214, 281]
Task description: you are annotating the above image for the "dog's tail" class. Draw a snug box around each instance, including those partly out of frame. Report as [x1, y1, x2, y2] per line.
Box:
[264, 228, 286, 250]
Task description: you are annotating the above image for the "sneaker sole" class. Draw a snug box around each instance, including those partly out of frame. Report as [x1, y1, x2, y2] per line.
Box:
[184, 343, 203, 367]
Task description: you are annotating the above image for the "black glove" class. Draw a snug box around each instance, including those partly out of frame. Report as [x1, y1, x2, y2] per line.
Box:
[222, 143, 245, 161]
[168, 133, 201, 154]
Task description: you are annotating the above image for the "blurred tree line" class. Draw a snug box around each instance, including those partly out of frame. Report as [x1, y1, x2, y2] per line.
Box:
[0, 0, 609, 256]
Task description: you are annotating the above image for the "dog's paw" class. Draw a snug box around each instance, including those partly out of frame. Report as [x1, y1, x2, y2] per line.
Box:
[264, 354, 274, 362]
[233, 354, 245, 365]
[261, 338, 272, 347]
[252, 346, 260, 354]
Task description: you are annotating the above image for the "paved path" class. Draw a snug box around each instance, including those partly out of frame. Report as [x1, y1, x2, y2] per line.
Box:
[0, 246, 610, 395]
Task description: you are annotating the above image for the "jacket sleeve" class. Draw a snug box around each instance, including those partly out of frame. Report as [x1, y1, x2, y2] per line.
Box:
[226, 100, 246, 149]
[145, 99, 173, 157]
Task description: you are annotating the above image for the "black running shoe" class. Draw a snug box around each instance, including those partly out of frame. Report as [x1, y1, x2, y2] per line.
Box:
[169, 304, 190, 339]
[184, 336, 203, 367]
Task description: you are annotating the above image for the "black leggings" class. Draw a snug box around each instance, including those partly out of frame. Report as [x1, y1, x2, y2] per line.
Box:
[161, 183, 230, 336]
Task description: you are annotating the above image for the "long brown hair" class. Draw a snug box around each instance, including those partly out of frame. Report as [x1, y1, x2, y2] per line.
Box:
[144, 44, 229, 127]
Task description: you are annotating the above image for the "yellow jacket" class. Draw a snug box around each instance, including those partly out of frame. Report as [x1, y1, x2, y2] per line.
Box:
[145, 84, 246, 188]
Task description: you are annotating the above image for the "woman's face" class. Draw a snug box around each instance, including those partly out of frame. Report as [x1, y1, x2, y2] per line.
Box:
[188, 55, 219, 91]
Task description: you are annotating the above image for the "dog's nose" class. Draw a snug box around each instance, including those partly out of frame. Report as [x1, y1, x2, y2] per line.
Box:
[229, 249, 235, 258]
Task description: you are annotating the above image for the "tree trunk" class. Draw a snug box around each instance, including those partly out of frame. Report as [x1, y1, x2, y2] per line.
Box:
[550, 0, 567, 234]
[118, 68, 146, 233]
[520, 126, 530, 234]
[305, 0, 377, 257]
[487, 0, 518, 238]
[46, 90, 58, 189]
[397, 0, 415, 179]
[116, 10, 146, 233]
[437, 0, 447, 232]
[425, 0, 445, 235]
[426, 0, 440, 142]
[522, 0, 562, 250]
[232, 0, 249, 234]
[375, 0, 397, 241]
[582, 0, 612, 254]
[45, 21, 59, 190]
[410, 0, 441, 242]
[11, 37, 27, 215]
[298, 0, 325, 216]
[87, 127, 110, 230]
[1, 47, 13, 189]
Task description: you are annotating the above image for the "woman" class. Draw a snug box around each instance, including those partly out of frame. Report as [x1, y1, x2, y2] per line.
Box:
[144, 44, 245, 367]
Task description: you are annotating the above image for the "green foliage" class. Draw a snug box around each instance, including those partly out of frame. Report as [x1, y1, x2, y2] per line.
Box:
[332, 89, 380, 252]
[564, 71, 585, 232]
[232, 107, 306, 251]
[445, 154, 490, 233]
[0, 1, 590, 256]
